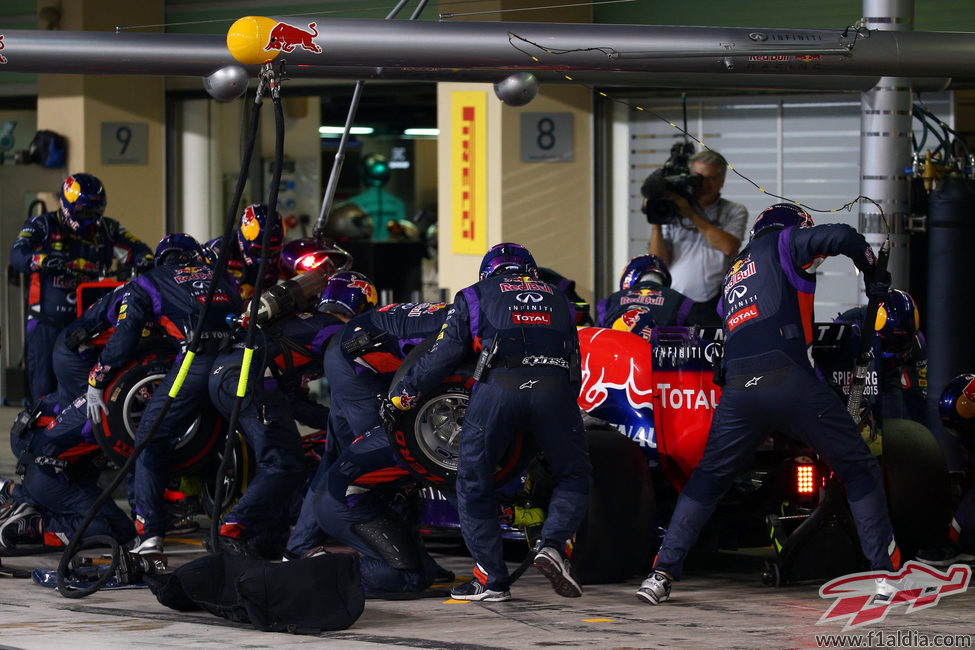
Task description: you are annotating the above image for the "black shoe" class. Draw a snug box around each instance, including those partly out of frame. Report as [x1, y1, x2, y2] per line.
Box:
[533, 545, 583, 598]
[165, 516, 199, 536]
[450, 577, 511, 602]
[0, 480, 20, 522]
[0, 504, 42, 551]
[432, 564, 456, 584]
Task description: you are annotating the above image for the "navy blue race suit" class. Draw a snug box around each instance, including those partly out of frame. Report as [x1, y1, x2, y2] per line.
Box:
[391, 275, 591, 592]
[9, 212, 152, 403]
[305, 427, 443, 593]
[51, 284, 130, 409]
[286, 302, 447, 559]
[597, 280, 719, 332]
[10, 394, 134, 547]
[653, 223, 899, 580]
[90, 263, 242, 539]
[207, 312, 344, 552]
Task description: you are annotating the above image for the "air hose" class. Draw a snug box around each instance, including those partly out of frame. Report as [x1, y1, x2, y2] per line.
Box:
[57, 69, 270, 598]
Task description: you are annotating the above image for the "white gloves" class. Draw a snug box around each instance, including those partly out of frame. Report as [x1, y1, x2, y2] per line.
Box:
[86, 385, 107, 424]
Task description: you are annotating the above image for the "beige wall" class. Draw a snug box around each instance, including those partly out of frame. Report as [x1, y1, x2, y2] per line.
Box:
[435, 83, 593, 301]
[35, 0, 166, 248]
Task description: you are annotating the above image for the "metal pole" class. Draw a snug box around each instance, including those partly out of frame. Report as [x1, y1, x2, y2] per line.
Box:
[859, 0, 913, 294]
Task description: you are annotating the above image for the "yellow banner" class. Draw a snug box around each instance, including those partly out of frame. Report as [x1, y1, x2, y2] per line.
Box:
[451, 91, 487, 255]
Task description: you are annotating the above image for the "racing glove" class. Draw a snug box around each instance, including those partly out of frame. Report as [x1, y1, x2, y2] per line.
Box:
[37, 253, 70, 275]
[379, 395, 411, 432]
[86, 385, 107, 424]
[866, 270, 892, 300]
[134, 255, 155, 274]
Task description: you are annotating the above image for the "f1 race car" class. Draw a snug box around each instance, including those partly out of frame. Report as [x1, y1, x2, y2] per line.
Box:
[387, 323, 953, 585]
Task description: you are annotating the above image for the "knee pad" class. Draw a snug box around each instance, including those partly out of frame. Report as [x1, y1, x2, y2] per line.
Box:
[351, 513, 421, 571]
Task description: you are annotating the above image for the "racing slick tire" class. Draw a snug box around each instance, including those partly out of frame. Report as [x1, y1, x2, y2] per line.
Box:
[386, 336, 536, 493]
[93, 348, 224, 474]
[570, 425, 655, 584]
[200, 430, 255, 520]
[881, 418, 952, 559]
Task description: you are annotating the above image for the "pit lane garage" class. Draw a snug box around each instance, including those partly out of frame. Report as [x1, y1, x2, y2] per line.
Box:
[2, 0, 975, 645]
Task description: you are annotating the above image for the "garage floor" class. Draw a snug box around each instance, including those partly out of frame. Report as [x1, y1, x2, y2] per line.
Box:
[1, 406, 973, 649]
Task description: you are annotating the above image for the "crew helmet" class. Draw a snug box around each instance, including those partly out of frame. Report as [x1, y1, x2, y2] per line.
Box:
[938, 373, 975, 448]
[154, 233, 207, 267]
[237, 203, 285, 267]
[749, 203, 814, 240]
[59, 173, 106, 233]
[619, 254, 672, 291]
[478, 242, 538, 281]
[317, 271, 378, 317]
[875, 289, 920, 351]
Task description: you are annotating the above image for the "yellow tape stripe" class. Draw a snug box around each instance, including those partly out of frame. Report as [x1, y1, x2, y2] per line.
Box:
[237, 347, 255, 398]
[168, 351, 196, 398]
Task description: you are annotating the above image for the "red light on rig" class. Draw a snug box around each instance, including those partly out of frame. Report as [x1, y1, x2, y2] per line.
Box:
[796, 464, 816, 494]
[296, 252, 336, 276]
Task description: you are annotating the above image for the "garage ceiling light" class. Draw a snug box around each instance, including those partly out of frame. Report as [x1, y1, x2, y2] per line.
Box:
[403, 128, 439, 136]
[319, 126, 374, 135]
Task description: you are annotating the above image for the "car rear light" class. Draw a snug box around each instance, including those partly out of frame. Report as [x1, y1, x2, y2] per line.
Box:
[796, 464, 815, 494]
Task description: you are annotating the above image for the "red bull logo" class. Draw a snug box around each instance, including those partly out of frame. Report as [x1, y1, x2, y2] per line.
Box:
[240, 205, 260, 242]
[0, 34, 6, 65]
[264, 21, 322, 54]
[618, 308, 647, 331]
[963, 377, 975, 403]
[818, 561, 971, 630]
[63, 176, 82, 204]
[577, 327, 655, 412]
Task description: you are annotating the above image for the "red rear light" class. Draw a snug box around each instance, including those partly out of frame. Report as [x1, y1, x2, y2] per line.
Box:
[796, 464, 815, 494]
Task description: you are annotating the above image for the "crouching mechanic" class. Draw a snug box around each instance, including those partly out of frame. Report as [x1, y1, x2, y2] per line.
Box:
[86, 234, 242, 555]
[597, 254, 719, 336]
[207, 266, 351, 558]
[832, 289, 927, 424]
[285, 279, 446, 559]
[1, 396, 133, 552]
[639, 204, 900, 605]
[388, 243, 591, 602]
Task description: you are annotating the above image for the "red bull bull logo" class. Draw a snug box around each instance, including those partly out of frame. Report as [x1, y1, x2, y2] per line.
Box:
[578, 327, 655, 412]
[818, 561, 971, 630]
[0, 34, 7, 65]
[264, 21, 322, 54]
[963, 377, 975, 403]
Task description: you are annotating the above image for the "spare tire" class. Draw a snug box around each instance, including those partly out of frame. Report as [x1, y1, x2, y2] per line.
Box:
[881, 418, 952, 558]
[94, 348, 224, 473]
[386, 335, 536, 492]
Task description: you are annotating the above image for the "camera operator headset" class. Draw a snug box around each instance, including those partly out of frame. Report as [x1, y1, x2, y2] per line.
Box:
[646, 145, 749, 313]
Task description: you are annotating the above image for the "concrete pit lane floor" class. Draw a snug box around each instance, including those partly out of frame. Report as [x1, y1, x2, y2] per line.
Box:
[1, 407, 974, 648]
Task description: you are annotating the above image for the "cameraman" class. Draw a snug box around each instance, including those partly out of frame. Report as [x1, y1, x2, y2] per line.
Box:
[648, 151, 748, 311]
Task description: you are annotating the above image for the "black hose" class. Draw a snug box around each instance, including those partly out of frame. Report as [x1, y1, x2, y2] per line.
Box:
[208, 78, 287, 552]
[56, 536, 120, 598]
[56, 89, 265, 599]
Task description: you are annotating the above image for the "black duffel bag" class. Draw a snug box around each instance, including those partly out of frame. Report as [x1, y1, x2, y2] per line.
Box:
[146, 552, 365, 634]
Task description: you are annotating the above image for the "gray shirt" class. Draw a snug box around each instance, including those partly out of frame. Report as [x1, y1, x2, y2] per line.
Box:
[660, 197, 749, 302]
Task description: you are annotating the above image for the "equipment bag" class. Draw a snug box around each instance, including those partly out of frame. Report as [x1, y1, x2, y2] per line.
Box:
[146, 552, 365, 634]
